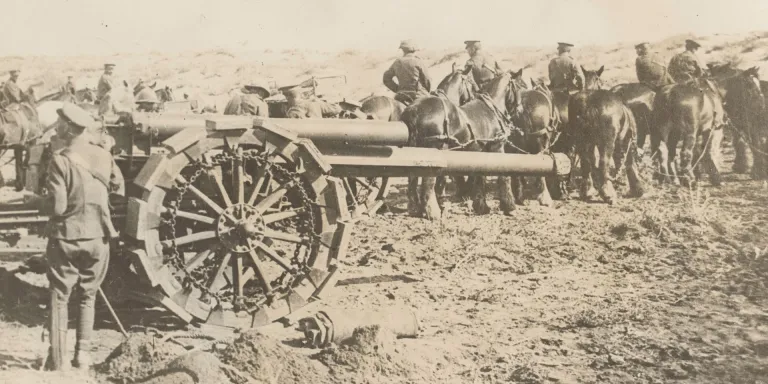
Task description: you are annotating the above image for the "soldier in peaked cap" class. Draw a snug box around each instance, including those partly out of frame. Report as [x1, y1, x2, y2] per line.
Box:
[224, 83, 270, 117]
[634, 42, 674, 87]
[282, 85, 342, 118]
[2, 69, 29, 106]
[96, 64, 116, 103]
[668, 39, 708, 83]
[37, 102, 124, 371]
[463, 40, 503, 92]
[382, 39, 432, 105]
[548, 42, 585, 92]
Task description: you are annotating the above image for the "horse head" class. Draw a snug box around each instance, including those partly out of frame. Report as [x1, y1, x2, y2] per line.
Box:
[581, 65, 605, 90]
[78, 87, 96, 103]
[436, 63, 477, 105]
[503, 68, 527, 113]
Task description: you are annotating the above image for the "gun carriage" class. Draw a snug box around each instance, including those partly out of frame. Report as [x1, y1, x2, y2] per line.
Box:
[0, 111, 570, 329]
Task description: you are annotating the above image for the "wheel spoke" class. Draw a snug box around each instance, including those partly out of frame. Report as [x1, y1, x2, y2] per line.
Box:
[184, 244, 220, 272]
[236, 148, 245, 205]
[207, 251, 232, 292]
[176, 175, 224, 214]
[246, 165, 271, 206]
[232, 256, 245, 303]
[254, 185, 289, 214]
[254, 241, 293, 272]
[161, 230, 216, 248]
[262, 229, 307, 244]
[209, 168, 233, 208]
[162, 207, 215, 225]
[262, 209, 299, 224]
[247, 250, 273, 296]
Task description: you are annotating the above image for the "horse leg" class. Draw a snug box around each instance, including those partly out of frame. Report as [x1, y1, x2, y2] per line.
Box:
[678, 130, 697, 189]
[624, 134, 645, 198]
[14, 146, 25, 192]
[511, 176, 524, 205]
[749, 121, 766, 182]
[597, 135, 618, 205]
[732, 125, 750, 174]
[472, 176, 491, 215]
[579, 143, 596, 201]
[407, 176, 422, 217]
[497, 175, 515, 215]
[420, 176, 442, 221]
[703, 128, 723, 186]
[434, 176, 447, 211]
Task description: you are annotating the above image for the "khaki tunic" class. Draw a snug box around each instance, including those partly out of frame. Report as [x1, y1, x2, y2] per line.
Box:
[465, 51, 503, 88]
[2, 80, 24, 104]
[223, 94, 269, 117]
[668, 51, 706, 83]
[286, 99, 341, 118]
[548, 53, 585, 91]
[383, 53, 432, 96]
[636, 53, 672, 86]
[97, 73, 114, 101]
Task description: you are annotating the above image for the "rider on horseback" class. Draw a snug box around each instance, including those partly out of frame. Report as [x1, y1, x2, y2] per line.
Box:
[463, 40, 503, 92]
[96, 64, 116, 104]
[634, 42, 674, 87]
[2, 70, 30, 108]
[383, 40, 432, 106]
[668, 40, 708, 84]
[548, 42, 585, 93]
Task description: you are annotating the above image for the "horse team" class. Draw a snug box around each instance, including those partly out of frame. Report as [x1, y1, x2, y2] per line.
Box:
[360, 62, 766, 221]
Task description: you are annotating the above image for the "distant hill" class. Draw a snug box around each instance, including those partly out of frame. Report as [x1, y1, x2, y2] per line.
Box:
[4, 31, 767, 111]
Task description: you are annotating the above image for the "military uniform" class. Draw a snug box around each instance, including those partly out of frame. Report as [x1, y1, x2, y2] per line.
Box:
[636, 52, 672, 87]
[286, 99, 341, 118]
[464, 41, 503, 91]
[668, 50, 706, 83]
[65, 79, 76, 95]
[97, 64, 116, 102]
[548, 50, 584, 91]
[224, 84, 270, 117]
[383, 40, 432, 105]
[41, 103, 124, 371]
[2, 71, 26, 105]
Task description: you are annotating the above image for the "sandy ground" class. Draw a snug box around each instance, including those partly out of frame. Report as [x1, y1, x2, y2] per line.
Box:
[0, 31, 767, 383]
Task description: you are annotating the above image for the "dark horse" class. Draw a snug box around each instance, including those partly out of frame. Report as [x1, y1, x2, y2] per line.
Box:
[567, 66, 645, 203]
[707, 64, 766, 182]
[651, 77, 726, 188]
[0, 102, 43, 190]
[134, 81, 175, 102]
[359, 95, 406, 121]
[35, 87, 96, 104]
[611, 80, 670, 154]
[508, 71, 560, 206]
[403, 69, 521, 220]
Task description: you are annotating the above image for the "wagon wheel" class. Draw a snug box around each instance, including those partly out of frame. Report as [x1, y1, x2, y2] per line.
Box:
[125, 126, 352, 328]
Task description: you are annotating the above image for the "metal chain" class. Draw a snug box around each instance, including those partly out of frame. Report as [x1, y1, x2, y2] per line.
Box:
[161, 148, 319, 313]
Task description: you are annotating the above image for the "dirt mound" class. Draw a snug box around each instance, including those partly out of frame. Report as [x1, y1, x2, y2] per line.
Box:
[216, 330, 332, 384]
[315, 325, 432, 383]
[97, 333, 187, 382]
[137, 351, 236, 384]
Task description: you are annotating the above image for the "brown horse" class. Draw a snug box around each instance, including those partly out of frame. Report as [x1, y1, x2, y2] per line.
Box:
[508, 71, 560, 206]
[359, 95, 406, 121]
[611, 83, 660, 154]
[651, 78, 726, 188]
[708, 65, 765, 181]
[403, 69, 521, 220]
[567, 67, 645, 203]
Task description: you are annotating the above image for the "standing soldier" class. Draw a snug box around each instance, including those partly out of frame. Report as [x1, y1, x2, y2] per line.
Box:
[224, 83, 271, 116]
[634, 42, 674, 87]
[65, 76, 77, 96]
[668, 40, 709, 84]
[548, 42, 585, 92]
[97, 64, 116, 103]
[382, 40, 432, 105]
[38, 103, 124, 371]
[463, 40, 503, 92]
[282, 86, 342, 118]
[2, 70, 28, 106]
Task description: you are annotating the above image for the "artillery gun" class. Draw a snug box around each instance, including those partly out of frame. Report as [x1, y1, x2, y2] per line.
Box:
[0, 111, 570, 329]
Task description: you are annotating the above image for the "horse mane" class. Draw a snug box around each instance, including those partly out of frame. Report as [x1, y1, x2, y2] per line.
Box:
[436, 71, 461, 90]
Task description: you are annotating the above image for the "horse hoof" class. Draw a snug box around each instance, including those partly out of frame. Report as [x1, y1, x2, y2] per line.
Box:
[538, 196, 554, 207]
[473, 203, 491, 215]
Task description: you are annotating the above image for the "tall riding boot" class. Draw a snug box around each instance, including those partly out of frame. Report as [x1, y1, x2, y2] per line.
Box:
[73, 295, 96, 370]
[46, 291, 69, 371]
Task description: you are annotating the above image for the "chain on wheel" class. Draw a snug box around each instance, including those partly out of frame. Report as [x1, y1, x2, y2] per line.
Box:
[126, 127, 352, 328]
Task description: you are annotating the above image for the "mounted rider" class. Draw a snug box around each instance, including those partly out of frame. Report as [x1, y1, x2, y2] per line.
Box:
[382, 40, 432, 105]
[282, 85, 342, 118]
[134, 85, 161, 113]
[96, 64, 116, 104]
[548, 42, 585, 93]
[668, 40, 710, 84]
[634, 42, 674, 87]
[463, 40, 503, 92]
[2, 70, 30, 108]
[65, 76, 76, 96]
[224, 83, 271, 117]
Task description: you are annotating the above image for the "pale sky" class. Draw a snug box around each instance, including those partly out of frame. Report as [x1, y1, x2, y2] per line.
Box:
[3, 0, 768, 56]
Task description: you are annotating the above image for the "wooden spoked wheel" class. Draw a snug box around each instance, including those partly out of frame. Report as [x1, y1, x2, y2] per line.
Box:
[126, 125, 352, 328]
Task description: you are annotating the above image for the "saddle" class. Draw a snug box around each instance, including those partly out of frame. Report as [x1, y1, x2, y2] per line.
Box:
[394, 91, 419, 106]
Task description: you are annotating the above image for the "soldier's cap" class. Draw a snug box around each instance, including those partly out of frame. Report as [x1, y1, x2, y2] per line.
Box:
[242, 83, 271, 98]
[557, 42, 574, 48]
[9, 70, 19, 75]
[399, 39, 418, 51]
[104, 63, 116, 69]
[685, 39, 701, 48]
[635, 42, 650, 49]
[56, 102, 97, 131]
[280, 86, 304, 98]
[464, 40, 481, 47]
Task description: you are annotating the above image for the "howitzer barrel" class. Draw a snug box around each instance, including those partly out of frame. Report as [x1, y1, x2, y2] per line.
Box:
[319, 144, 571, 178]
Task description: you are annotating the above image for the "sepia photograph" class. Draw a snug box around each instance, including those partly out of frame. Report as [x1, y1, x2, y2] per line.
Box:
[0, 0, 766, 382]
